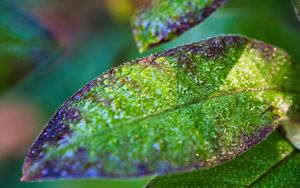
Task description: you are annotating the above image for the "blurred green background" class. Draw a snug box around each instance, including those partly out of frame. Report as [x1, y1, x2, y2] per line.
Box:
[0, 0, 299, 188]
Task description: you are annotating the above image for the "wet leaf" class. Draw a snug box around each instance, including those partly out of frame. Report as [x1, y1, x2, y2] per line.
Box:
[292, 0, 300, 21]
[22, 35, 299, 181]
[146, 131, 294, 187]
[251, 152, 300, 187]
[132, 0, 226, 52]
[0, 2, 59, 93]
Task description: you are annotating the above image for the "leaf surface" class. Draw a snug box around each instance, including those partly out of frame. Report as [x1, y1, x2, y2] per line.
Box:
[22, 35, 299, 181]
[252, 152, 300, 187]
[0, 1, 59, 92]
[132, 0, 226, 52]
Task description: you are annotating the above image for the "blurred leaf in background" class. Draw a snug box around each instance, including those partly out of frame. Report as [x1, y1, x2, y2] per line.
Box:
[0, 1, 59, 93]
[7, 25, 131, 115]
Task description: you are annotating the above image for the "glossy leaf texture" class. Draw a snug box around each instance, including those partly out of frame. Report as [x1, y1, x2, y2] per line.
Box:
[0, 1, 59, 93]
[132, 0, 226, 52]
[22, 35, 300, 181]
[292, 0, 300, 21]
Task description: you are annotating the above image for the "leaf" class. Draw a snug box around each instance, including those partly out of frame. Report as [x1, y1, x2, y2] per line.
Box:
[131, 0, 226, 52]
[146, 131, 294, 187]
[0, 1, 59, 93]
[292, 0, 300, 21]
[22, 35, 299, 181]
[251, 152, 300, 187]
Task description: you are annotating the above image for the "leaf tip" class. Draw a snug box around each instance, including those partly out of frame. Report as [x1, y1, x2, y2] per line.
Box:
[21, 161, 32, 182]
[20, 175, 28, 182]
[21, 169, 30, 182]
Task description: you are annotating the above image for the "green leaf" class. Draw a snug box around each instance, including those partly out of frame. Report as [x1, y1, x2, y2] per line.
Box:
[132, 0, 226, 52]
[251, 152, 300, 187]
[0, 1, 59, 93]
[22, 35, 299, 181]
[292, 0, 300, 21]
[146, 131, 294, 187]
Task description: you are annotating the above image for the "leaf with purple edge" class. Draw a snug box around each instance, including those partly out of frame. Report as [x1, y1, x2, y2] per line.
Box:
[22, 35, 300, 181]
[131, 0, 227, 52]
[0, 1, 60, 93]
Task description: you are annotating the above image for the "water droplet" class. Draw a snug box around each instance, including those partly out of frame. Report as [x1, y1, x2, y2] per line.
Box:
[153, 143, 161, 151]
[157, 89, 162, 95]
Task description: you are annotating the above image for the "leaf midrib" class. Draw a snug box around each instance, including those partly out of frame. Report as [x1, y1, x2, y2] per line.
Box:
[27, 87, 299, 175]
